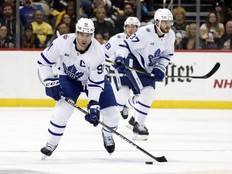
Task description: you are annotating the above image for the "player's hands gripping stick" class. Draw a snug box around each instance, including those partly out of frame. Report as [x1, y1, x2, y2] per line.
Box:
[85, 101, 100, 127]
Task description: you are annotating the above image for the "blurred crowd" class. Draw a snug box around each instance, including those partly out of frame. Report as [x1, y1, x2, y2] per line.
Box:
[0, 0, 232, 50]
[172, 1, 232, 50]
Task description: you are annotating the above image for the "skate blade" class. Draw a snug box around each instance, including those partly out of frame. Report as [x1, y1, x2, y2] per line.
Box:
[132, 133, 148, 141]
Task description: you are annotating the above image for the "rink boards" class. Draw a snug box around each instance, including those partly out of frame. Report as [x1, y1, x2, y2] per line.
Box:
[0, 50, 231, 109]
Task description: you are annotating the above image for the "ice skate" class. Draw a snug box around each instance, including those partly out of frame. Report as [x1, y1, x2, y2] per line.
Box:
[132, 122, 149, 141]
[120, 105, 129, 119]
[102, 129, 115, 154]
[40, 143, 58, 160]
[126, 116, 135, 130]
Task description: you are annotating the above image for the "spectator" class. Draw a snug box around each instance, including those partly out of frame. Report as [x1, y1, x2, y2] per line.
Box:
[52, 2, 77, 29]
[63, 2, 76, 25]
[48, 0, 67, 29]
[33, 0, 50, 16]
[91, 0, 119, 21]
[93, 7, 115, 41]
[0, 25, 14, 48]
[20, 24, 40, 48]
[59, 13, 75, 33]
[200, 11, 225, 49]
[217, 20, 232, 49]
[141, 0, 155, 22]
[0, 3, 16, 38]
[1, 0, 16, 15]
[92, 0, 105, 16]
[180, 23, 198, 49]
[114, 3, 135, 33]
[172, 6, 188, 39]
[212, 0, 225, 24]
[46, 22, 70, 47]
[92, 0, 112, 15]
[31, 9, 53, 48]
[80, 0, 92, 18]
[95, 32, 106, 44]
[20, 0, 43, 27]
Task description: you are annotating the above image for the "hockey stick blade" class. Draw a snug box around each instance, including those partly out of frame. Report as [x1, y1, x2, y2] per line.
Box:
[64, 98, 167, 163]
[167, 62, 221, 79]
[106, 59, 220, 79]
[191, 62, 220, 79]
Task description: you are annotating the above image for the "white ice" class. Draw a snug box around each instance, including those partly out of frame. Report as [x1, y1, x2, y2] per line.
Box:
[0, 108, 232, 174]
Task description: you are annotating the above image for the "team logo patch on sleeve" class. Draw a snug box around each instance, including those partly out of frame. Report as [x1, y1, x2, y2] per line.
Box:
[63, 34, 68, 39]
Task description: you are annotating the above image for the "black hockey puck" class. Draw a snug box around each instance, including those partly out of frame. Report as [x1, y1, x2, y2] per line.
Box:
[145, 161, 153, 165]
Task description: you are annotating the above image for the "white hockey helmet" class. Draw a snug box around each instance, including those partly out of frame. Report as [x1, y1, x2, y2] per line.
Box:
[154, 8, 173, 23]
[154, 8, 173, 35]
[76, 17, 95, 34]
[124, 17, 141, 28]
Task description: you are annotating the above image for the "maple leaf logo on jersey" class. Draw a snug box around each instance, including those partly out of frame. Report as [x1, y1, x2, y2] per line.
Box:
[148, 49, 161, 66]
[63, 63, 84, 80]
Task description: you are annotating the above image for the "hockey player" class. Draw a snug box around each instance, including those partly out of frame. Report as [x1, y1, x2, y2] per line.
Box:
[113, 8, 175, 140]
[104, 17, 141, 119]
[37, 17, 120, 159]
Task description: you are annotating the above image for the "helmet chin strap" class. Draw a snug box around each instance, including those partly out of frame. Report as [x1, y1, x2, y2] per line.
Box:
[156, 21, 164, 36]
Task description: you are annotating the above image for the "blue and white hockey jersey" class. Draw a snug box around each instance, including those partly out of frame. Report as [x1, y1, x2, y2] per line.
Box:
[115, 24, 175, 73]
[104, 32, 127, 60]
[37, 33, 106, 102]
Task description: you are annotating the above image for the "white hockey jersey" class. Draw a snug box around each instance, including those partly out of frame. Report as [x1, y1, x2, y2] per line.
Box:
[37, 33, 106, 102]
[115, 24, 175, 73]
[104, 32, 127, 60]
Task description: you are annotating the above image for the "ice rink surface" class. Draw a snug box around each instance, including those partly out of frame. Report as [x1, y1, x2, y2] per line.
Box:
[0, 107, 232, 174]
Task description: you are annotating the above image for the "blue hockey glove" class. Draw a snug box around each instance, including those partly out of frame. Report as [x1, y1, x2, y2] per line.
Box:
[44, 78, 63, 101]
[85, 100, 100, 127]
[113, 56, 125, 73]
[152, 67, 165, 81]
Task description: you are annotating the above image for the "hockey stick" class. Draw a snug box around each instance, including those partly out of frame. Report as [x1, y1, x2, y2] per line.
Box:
[169, 62, 221, 79]
[64, 97, 168, 163]
[106, 59, 155, 77]
[106, 59, 220, 79]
